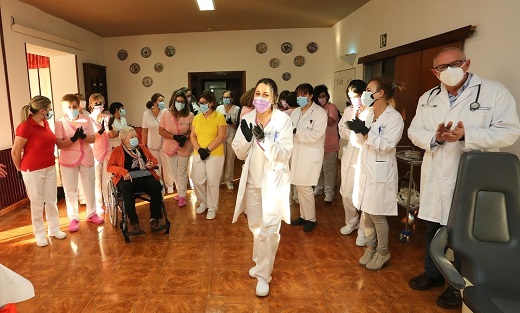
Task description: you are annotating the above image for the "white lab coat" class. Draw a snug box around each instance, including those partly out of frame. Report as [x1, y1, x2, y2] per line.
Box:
[232, 109, 293, 226]
[338, 105, 360, 197]
[289, 103, 328, 185]
[408, 74, 520, 225]
[351, 106, 404, 216]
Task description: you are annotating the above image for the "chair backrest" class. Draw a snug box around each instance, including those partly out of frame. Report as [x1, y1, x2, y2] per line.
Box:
[447, 151, 520, 291]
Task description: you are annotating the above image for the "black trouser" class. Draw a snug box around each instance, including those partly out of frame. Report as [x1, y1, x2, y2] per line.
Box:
[117, 176, 163, 225]
[424, 221, 461, 280]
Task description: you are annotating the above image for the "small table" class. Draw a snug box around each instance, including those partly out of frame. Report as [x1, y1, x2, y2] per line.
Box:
[396, 150, 422, 242]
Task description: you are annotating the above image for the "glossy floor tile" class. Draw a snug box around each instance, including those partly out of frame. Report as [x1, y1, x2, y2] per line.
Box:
[0, 162, 461, 313]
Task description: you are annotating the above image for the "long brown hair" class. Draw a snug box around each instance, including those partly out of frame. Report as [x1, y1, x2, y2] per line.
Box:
[368, 76, 405, 108]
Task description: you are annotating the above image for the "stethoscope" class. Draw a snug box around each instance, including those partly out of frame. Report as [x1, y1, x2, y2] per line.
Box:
[469, 84, 481, 111]
[421, 84, 482, 111]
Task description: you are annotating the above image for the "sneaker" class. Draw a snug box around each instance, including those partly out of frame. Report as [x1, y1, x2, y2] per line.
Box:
[365, 252, 390, 271]
[48, 230, 67, 240]
[340, 224, 359, 235]
[303, 220, 317, 232]
[226, 182, 234, 190]
[248, 266, 256, 278]
[290, 217, 306, 226]
[324, 195, 333, 203]
[195, 203, 207, 214]
[178, 197, 187, 207]
[68, 219, 79, 232]
[174, 194, 179, 201]
[356, 233, 368, 247]
[313, 188, 324, 196]
[167, 187, 174, 194]
[87, 214, 104, 224]
[35, 236, 48, 247]
[256, 278, 269, 297]
[409, 273, 445, 291]
[358, 249, 376, 266]
[436, 286, 462, 309]
[206, 209, 216, 220]
[292, 195, 299, 204]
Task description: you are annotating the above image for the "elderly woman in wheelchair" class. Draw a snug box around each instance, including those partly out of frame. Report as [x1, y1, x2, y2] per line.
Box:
[107, 126, 167, 236]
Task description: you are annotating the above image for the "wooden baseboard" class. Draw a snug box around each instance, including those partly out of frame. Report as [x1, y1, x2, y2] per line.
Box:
[0, 198, 29, 217]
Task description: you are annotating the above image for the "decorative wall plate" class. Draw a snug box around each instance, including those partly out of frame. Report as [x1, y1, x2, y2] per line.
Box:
[165, 45, 175, 57]
[141, 47, 152, 58]
[129, 63, 140, 74]
[142, 76, 153, 87]
[307, 42, 318, 53]
[282, 72, 291, 81]
[281, 42, 292, 53]
[256, 42, 267, 54]
[117, 49, 128, 60]
[269, 58, 279, 68]
[154, 62, 164, 72]
[294, 55, 305, 67]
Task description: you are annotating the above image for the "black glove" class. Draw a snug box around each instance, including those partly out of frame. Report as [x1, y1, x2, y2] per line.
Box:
[198, 147, 210, 160]
[173, 134, 188, 147]
[78, 127, 87, 139]
[252, 123, 265, 142]
[226, 117, 233, 125]
[346, 117, 370, 135]
[240, 119, 253, 142]
[293, 128, 297, 134]
[98, 120, 105, 135]
[70, 128, 81, 142]
[108, 116, 115, 130]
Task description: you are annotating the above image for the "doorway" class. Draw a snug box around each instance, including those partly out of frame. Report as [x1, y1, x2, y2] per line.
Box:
[188, 71, 246, 105]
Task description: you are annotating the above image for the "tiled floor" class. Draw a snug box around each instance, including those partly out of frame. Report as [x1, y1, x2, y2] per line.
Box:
[0, 167, 461, 312]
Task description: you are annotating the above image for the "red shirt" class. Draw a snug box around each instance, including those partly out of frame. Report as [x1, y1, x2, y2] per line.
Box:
[15, 117, 56, 171]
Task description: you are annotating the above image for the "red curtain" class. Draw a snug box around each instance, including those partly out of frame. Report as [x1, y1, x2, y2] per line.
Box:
[26, 53, 49, 69]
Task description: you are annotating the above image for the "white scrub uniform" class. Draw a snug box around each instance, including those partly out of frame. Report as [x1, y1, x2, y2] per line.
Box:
[408, 74, 520, 225]
[232, 108, 293, 284]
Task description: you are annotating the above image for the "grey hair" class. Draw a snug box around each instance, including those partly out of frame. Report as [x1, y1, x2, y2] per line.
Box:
[119, 126, 136, 141]
[433, 47, 466, 66]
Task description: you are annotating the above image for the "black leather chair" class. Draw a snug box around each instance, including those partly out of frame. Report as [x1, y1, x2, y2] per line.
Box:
[430, 151, 520, 313]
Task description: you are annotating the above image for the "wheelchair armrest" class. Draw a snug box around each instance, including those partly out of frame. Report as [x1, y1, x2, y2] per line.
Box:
[430, 226, 466, 290]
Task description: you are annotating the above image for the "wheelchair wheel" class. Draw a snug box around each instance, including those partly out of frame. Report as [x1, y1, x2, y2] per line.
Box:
[106, 179, 119, 226]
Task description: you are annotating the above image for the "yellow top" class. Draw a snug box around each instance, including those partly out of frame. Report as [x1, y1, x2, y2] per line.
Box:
[192, 110, 227, 156]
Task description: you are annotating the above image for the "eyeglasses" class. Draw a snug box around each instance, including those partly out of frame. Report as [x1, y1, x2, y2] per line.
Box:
[433, 60, 466, 72]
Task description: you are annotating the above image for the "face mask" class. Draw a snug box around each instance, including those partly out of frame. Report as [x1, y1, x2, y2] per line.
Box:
[45, 110, 54, 120]
[66, 108, 80, 120]
[158, 101, 165, 110]
[222, 98, 231, 105]
[297, 96, 309, 107]
[129, 137, 139, 149]
[200, 103, 209, 114]
[280, 100, 288, 108]
[439, 66, 465, 87]
[361, 91, 376, 107]
[92, 105, 103, 113]
[252, 97, 271, 114]
[79, 100, 87, 109]
[318, 98, 327, 106]
[175, 101, 185, 111]
[119, 108, 126, 116]
[351, 97, 362, 110]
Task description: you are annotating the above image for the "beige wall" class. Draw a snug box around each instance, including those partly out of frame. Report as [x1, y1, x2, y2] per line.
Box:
[333, 0, 520, 155]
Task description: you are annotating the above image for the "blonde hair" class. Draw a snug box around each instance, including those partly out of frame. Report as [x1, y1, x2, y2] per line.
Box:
[368, 76, 405, 108]
[89, 93, 105, 109]
[20, 96, 51, 122]
[119, 126, 136, 142]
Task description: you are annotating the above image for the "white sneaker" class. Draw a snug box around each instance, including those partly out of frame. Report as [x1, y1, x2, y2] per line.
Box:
[340, 224, 359, 235]
[256, 278, 269, 297]
[226, 182, 234, 190]
[167, 187, 174, 194]
[324, 195, 333, 202]
[359, 249, 376, 266]
[49, 230, 67, 240]
[248, 266, 256, 278]
[36, 236, 48, 247]
[206, 209, 216, 220]
[365, 252, 390, 271]
[356, 231, 367, 247]
[195, 203, 207, 214]
[313, 188, 324, 196]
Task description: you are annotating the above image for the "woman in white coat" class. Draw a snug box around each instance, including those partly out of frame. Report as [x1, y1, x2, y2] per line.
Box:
[289, 83, 327, 232]
[350, 77, 404, 271]
[232, 78, 293, 297]
[338, 79, 367, 245]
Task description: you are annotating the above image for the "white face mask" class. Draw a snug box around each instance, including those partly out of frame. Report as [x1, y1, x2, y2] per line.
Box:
[360, 91, 375, 107]
[439, 66, 465, 86]
[79, 100, 87, 109]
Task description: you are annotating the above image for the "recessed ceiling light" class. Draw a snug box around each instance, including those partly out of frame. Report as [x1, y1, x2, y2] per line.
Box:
[195, 0, 215, 11]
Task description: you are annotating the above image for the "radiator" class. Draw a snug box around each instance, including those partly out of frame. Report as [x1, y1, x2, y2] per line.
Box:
[0, 148, 27, 210]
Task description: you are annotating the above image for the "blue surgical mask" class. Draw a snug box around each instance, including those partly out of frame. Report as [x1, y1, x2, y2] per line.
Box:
[175, 101, 185, 111]
[158, 101, 165, 110]
[129, 137, 139, 149]
[297, 96, 309, 107]
[66, 108, 79, 120]
[199, 103, 209, 114]
[119, 108, 126, 116]
[222, 98, 231, 105]
[45, 110, 54, 120]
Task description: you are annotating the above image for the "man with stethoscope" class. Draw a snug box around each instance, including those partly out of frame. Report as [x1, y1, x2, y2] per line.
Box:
[408, 47, 520, 310]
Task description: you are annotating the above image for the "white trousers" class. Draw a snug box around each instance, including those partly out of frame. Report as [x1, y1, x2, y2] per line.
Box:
[149, 148, 174, 191]
[94, 158, 110, 212]
[165, 153, 190, 198]
[246, 185, 281, 283]
[22, 165, 61, 239]
[191, 155, 224, 210]
[221, 141, 235, 184]
[316, 151, 338, 198]
[61, 164, 96, 221]
[295, 185, 316, 222]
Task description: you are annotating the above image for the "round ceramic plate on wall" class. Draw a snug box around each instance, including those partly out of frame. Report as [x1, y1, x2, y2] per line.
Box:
[294, 55, 305, 67]
[129, 63, 140, 74]
[282, 72, 291, 81]
[281, 42, 292, 53]
[117, 49, 128, 60]
[307, 42, 318, 53]
[142, 76, 153, 87]
[154, 62, 164, 72]
[165, 45, 175, 57]
[141, 47, 152, 58]
[256, 42, 267, 54]
[269, 58, 279, 68]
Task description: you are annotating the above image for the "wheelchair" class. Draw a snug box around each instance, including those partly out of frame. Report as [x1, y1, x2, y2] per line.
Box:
[106, 177, 170, 242]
